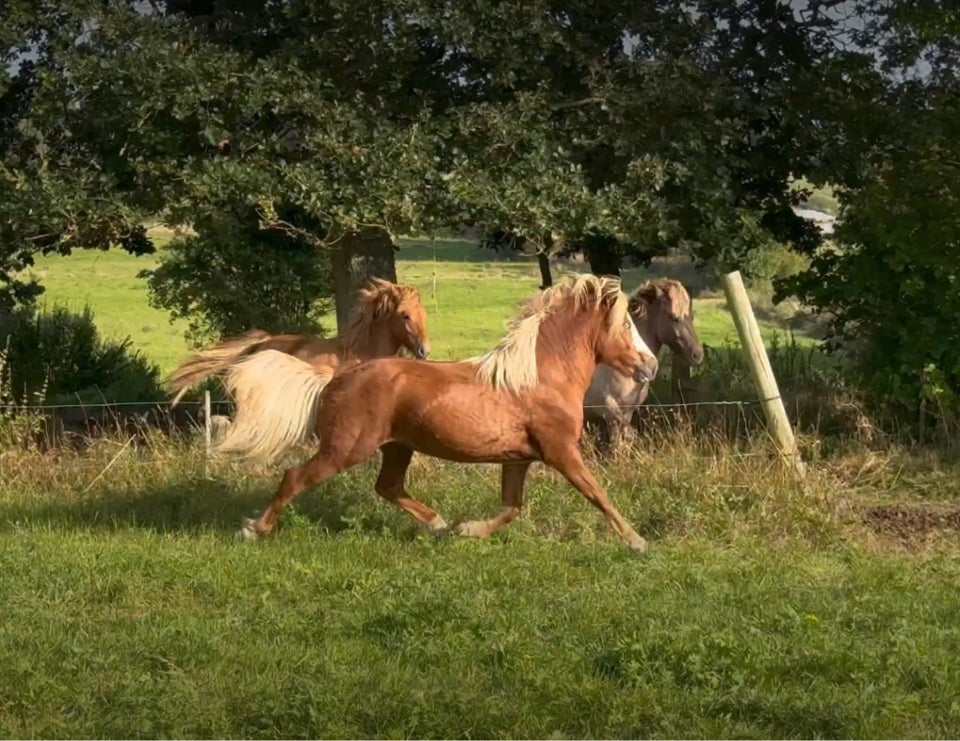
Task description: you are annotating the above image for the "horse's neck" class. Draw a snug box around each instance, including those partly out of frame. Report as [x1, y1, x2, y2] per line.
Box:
[535, 317, 603, 400]
[635, 311, 663, 357]
[344, 321, 401, 360]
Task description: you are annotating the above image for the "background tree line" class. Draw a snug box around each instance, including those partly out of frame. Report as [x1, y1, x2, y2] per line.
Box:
[0, 0, 957, 421]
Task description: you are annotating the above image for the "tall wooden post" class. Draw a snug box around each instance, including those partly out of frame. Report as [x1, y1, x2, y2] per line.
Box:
[721, 271, 806, 479]
[203, 390, 212, 478]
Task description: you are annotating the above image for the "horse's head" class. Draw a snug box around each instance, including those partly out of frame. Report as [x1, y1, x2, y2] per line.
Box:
[632, 279, 704, 367]
[362, 279, 431, 359]
[593, 279, 659, 384]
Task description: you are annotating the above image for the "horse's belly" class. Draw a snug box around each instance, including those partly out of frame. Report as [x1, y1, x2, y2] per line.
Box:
[393, 392, 536, 463]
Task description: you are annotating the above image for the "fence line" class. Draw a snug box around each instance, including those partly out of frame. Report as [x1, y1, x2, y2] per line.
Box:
[0, 399, 232, 411]
[0, 397, 777, 413]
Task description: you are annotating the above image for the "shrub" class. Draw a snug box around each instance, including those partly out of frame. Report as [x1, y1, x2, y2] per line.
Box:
[141, 206, 334, 346]
[741, 243, 809, 285]
[0, 304, 162, 405]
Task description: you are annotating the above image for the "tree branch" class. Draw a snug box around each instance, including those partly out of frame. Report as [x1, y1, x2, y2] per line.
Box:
[552, 96, 604, 111]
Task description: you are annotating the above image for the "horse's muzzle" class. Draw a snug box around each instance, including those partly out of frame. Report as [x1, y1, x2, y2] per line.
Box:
[413, 344, 430, 360]
[633, 356, 659, 384]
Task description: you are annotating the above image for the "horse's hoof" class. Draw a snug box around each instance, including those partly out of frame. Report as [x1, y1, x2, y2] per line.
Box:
[238, 517, 260, 542]
[456, 520, 488, 539]
[428, 516, 450, 538]
[627, 537, 648, 554]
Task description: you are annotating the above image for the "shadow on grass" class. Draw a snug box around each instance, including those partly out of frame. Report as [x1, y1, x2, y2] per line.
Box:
[0, 474, 410, 539]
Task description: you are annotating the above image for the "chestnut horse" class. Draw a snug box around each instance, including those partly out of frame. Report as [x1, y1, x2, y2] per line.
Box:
[239, 274, 660, 552]
[165, 279, 430, 461]
[584, 278, 704, 440]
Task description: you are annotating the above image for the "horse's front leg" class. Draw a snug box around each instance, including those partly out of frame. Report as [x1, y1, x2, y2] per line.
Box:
[599, 403, 634, 452]
[544, 442, 647, 553]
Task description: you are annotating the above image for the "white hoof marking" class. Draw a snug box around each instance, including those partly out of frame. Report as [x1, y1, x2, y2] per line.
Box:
[456, 520, 488, 539]
[238, 517, 260, 542]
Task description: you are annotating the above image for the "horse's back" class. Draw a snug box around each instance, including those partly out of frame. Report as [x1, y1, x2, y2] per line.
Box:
[255, 333, 343, 369]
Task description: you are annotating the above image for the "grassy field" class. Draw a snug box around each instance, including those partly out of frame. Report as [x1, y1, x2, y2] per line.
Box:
[23, 234, 813, 374]
[2, 430, 960, 738]
[7, 231, 960, 738]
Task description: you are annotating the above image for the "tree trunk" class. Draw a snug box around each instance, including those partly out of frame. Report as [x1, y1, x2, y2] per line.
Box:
[537, 233, 554, 289]
[332, 228, 398, 334]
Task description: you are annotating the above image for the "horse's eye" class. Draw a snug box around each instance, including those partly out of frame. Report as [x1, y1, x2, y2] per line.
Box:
[400, 311, 410, 320]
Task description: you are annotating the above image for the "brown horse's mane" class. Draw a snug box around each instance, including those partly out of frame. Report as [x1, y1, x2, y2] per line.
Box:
[473, 273, 629, 393]
[628, 278, 691, 320]
[342, 278, 420, 357]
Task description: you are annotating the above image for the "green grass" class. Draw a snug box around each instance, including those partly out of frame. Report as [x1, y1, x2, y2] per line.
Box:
[23, 235, 817, 374]
[22, 235, 189, 373]
[14, 232, 953, 738]
[1, 434, 959, 738]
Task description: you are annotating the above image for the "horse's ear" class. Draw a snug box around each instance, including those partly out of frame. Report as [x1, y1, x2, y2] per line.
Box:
[635, 282, 660, 305]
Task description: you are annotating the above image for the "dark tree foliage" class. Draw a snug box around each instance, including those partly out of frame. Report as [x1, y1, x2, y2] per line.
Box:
[141, 205, 334, 344]
[780, 2, 960, 415]
[6, 0, 956, 417]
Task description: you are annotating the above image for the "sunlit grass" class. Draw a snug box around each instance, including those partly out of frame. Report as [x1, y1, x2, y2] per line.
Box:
[1, 429, 959, 738]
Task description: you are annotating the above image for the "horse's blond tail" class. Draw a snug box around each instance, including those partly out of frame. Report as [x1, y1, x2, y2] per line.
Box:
[212, 350, 334, 463]
[166, 330, 271, 406]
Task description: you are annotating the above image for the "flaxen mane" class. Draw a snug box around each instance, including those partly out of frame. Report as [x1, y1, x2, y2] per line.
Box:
[474, 273, 629, 393]
[342, 278, 421, 357]
[629, 278, 691, 319]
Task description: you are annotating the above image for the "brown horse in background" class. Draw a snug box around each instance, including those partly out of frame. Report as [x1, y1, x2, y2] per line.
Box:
[584, 278, 704, 441]
[165, 279, 430, 461]
[239, 274, 660, 552]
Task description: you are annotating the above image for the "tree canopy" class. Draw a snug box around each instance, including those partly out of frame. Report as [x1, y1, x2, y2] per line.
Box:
[2, 0, 958, 415]
[1, 1, 848, 303]
[781, 1, 960, 413]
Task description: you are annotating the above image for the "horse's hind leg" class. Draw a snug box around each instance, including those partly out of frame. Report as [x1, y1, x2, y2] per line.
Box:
[374, 443, 449, 534]
[544, 443, 647, 553]
[240, 435, 380, 540]
[457, 462, 531, 539]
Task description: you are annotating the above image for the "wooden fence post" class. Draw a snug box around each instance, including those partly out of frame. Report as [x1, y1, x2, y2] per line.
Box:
[721, 271, 806, 479]
[204, 390, 212, 478]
